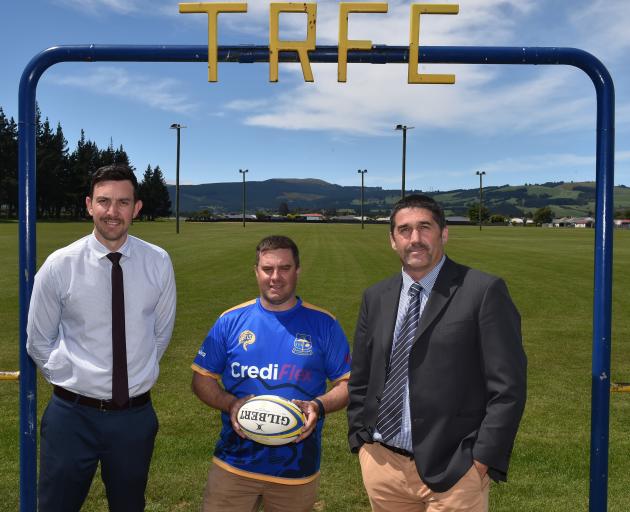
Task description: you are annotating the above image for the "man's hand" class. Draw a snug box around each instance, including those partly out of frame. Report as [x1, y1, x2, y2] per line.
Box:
[473, 459, 488, 478]
[292, 399, 320, 442]
[229, 394, 254, 439]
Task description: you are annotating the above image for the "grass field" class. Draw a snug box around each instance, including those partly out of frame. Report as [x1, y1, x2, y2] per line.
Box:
[1, 221, 630, 511]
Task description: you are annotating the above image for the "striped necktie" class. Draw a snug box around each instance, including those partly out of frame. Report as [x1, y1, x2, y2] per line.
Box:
[376, 282, 422, 442]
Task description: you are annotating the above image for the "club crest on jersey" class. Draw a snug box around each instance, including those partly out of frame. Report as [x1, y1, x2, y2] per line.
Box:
[292, 334, 313, 356]
[238, 330, 256, 351]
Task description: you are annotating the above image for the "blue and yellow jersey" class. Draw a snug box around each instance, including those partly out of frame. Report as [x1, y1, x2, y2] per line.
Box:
[192, 297, 351, 484]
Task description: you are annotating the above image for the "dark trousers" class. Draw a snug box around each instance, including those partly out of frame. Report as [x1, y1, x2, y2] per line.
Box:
[38, 393, 159, 512]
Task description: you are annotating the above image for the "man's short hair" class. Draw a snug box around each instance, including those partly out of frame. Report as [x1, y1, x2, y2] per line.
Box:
[90, 164, 139, 201]
[255, 235, 300, 268]
[390, 194, 446, 233]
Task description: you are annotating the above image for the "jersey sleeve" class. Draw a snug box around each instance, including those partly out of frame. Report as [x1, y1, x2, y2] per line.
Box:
[192, 316, 228, 376]
[324, 319, 352, 382]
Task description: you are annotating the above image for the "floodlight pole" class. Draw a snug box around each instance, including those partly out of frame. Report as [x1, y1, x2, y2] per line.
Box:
[396, 124, 414, 200]
[239, 169, 248, 227]
[476, 170, 486, 230]
[170, 123, 186, 234]
[358, 169, 367, 229]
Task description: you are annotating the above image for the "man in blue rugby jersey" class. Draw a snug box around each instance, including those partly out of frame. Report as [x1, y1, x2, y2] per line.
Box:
[192, 235, 351, 512]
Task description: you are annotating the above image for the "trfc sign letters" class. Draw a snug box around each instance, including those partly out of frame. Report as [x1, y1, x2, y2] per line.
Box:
[179, 2, 459, 83]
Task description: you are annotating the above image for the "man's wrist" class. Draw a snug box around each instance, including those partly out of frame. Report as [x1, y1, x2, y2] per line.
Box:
[473, 459, 489, 477]
[311, 398, 325, 419]
[227, 395, 241, 414]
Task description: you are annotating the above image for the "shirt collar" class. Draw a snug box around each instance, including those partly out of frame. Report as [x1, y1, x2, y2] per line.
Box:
[88, 231, 132, 260]
[401, 255, 446, 295]
[256, 296, 302, 315]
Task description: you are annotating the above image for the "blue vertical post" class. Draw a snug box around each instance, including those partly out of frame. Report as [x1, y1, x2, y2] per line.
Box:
[18, 54, 41, 512]
[18, 44, 615, 512]
[587, 56, 615, 511]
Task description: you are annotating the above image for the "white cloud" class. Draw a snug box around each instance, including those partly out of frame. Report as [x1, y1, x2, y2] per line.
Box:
[215, 0, 601, 138]
[569, 0, 630, 59]
[482, 153, 595, 175]
[234, 61, 594, 138]
[225, 99, 270, 111]
[463, 150, 630, 185]
[211, 0, 540, 46]
[54, 0, 183, 18]
[54, 0, 145, 15]
[48, 66, 198, 115]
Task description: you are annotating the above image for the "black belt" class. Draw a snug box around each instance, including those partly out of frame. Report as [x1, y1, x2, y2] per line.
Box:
[54, 386, 151, 411]
[378, 442, 414, 459]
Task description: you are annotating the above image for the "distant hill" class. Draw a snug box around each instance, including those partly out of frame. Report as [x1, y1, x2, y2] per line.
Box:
[167, 179, 630, 218]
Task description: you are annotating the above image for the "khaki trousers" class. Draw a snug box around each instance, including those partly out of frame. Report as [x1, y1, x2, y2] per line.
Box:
[359, 443, 489, 512]
[202, 461, 320, 512]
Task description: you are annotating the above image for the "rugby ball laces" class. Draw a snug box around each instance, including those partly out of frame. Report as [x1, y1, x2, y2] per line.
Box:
[237, 395, 306, 446]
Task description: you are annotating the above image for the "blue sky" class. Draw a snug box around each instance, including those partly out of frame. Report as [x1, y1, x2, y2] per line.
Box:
[2, 0, 629, 191]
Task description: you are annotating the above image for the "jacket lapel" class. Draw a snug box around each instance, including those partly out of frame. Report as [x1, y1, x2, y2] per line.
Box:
[415, 257, 460, 340]
[378, 274, 402, 357]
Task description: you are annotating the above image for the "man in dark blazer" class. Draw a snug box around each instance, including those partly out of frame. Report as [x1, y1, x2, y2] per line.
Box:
[348, 194, 526, 511]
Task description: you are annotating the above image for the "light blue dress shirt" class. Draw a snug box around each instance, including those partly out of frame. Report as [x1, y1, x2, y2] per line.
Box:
[373, 255, 445, 451]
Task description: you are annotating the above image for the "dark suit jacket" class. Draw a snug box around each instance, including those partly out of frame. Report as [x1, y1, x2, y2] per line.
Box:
[347, 257, 527, 492]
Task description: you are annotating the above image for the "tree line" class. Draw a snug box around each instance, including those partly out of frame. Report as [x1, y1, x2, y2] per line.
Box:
[467, 203, 555, 225]
[0, 106, 170, 220]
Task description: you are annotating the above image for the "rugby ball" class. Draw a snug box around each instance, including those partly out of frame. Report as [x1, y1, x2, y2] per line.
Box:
[236, 395, 306, 446]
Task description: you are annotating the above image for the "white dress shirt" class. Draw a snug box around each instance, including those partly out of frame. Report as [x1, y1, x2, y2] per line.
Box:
[26, 232, 176, 399]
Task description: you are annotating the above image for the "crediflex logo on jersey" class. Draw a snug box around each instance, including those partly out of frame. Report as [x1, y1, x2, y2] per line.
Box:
[292, 334, 313, 356]
[230, 362, 312, 382]
[238, 330, 256, 351]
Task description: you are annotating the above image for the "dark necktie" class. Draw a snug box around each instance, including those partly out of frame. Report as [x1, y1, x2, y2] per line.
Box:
[376, 282, 423, 442]
[107, 252, 129, 407]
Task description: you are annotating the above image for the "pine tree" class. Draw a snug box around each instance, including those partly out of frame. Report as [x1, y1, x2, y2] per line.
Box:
[0, 107, 18, 217]
[36, 114, 68, 218]
[151, 166, 172, 218]
[3, 102, 141, 219]
[139, 165, 155, 220]
[51, 123, 70, 217]
[113, 144, 131, 166]
[139, 165, 171, 220]
[99, 138, 116, 167]
[99, 140, 132, 168]
[68, 130, 100, 218]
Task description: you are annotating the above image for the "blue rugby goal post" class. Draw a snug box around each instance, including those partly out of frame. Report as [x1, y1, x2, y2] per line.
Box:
[18, 43, 614, 511]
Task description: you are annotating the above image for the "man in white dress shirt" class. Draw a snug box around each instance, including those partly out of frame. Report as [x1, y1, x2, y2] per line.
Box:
[27, 164, 177, 512]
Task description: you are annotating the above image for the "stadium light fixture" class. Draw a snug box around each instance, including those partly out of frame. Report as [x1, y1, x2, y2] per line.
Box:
[476, 170, 486, 230]
[170, 123, 186, 234]
[358, 169, 367, 229]
[239, 168, 249, 227]
[395, 124, 414, 200]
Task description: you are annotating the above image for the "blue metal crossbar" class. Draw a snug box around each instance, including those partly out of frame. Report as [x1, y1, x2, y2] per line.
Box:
[18, 45, 615, 511]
